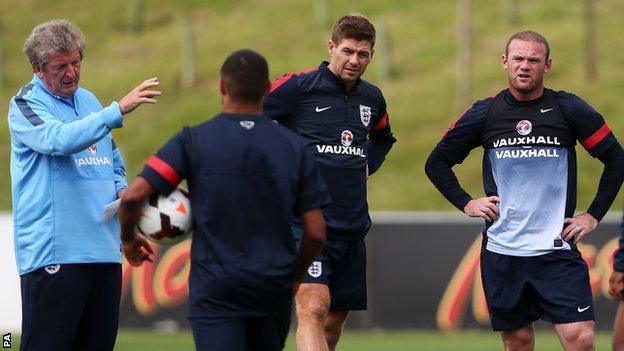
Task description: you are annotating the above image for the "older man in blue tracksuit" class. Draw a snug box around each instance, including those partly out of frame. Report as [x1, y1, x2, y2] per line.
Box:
[8, 19, 160, 351]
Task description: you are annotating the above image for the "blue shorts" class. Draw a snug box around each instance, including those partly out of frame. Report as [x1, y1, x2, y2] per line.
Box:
[190, 314, 287, 351]
[481, 248, 594, 331]
[20, 263, 121, 351]
[294, 227, 367, 311]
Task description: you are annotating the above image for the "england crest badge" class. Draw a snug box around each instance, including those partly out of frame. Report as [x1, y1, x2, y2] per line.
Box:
[359, 105, 371, 127]
[308, 261, 322, 278]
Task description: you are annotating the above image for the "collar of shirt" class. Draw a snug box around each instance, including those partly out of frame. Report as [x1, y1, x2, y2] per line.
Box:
[32, 74, 76, 107]
[503, 88, 547, 107]
[319, 61, 362, 93]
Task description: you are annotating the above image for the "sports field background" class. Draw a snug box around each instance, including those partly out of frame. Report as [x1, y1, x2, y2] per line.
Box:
[2, 0, 624, 348]
[1, 0, 623, 212]
[6, 330, 618, 350]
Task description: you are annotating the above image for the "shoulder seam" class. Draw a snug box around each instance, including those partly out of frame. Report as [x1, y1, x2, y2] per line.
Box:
[14, 83, 45, 126]
[269, 67, 318, 93]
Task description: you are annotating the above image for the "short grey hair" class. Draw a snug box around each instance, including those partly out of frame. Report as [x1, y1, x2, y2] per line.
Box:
[23, 19, 86, 68]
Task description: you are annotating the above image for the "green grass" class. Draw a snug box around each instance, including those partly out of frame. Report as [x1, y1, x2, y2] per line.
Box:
[7, 329, 618, 350]
[1, 0, 624, 211]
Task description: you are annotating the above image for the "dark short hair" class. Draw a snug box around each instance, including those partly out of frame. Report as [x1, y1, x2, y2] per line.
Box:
[220, 49, 269, 103]
[505, 31, 550, 60]
[331, 14, 376, 48]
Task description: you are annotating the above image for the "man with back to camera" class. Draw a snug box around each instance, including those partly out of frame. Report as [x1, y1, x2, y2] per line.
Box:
[425, 31, 624, 351]
[118, 49, 331, 350]
[263, 13, 397, 351]
[8, 19, 160, 350]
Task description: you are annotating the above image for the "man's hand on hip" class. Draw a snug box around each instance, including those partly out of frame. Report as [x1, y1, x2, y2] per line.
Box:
[464, 196, 500, 222]
[561, 212, 598, 244]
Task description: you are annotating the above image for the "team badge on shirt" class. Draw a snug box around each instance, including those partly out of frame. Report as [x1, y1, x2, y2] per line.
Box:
[516, 120, 532, 136]
[359, 105, 371, 127]
[340, 130, 354, 147]
[308, 261, 322, 278]
[239, 121, 255, 130]
[44, 264, 61, 275]
[87, 144, 97, 155]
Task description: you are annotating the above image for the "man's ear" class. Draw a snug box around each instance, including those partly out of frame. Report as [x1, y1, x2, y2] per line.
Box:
[544, 57, 552, 74]
[33, 64, 44, 78]
[219, 77, 226, 96]
[327, 40, 336, 56]
[501, 54, 509, 70]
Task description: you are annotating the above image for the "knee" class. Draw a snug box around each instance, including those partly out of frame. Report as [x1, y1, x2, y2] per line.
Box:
[564, 327, 594, 350]
[502, 329, 534, 350]
[296, 298, 329, 323]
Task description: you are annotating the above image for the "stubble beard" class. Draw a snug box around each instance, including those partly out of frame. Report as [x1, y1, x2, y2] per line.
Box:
[510, 75, 542, 95]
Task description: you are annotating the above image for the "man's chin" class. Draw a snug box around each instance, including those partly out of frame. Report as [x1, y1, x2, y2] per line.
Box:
[341, 74, 359, 83]
[512, 83, 538, 95]
[59, 87, 77, 98]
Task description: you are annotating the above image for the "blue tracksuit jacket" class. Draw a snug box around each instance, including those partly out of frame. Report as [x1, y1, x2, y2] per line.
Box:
[8, 75, 127, 275]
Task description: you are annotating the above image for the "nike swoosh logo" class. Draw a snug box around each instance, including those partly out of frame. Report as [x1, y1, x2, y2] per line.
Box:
[577, 305, 591, 312]
[540, 108, 554, 113]
[315, 106, 331, 112]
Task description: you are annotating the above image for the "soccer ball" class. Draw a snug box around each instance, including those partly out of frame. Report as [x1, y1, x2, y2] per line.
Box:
[137, 186, 192, 245]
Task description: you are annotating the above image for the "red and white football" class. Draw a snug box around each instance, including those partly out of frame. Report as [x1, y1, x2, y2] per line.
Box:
[137, 186, 192, 245]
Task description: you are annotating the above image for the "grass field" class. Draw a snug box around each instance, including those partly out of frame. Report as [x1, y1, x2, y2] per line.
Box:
[7, 329, 617, 350]
[1, 0, 624, 211]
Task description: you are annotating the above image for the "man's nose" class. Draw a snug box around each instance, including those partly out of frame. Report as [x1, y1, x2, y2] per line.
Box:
[66, 66, 77, 78]
[348, 54, 359, 65]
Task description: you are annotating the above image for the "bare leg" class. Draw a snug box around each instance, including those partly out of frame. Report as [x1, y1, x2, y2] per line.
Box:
[614, 302, 624, 351]
[325, 310, 349, 351]
[295, 283, 330, 351]
[501, 324, 535, 351]
[554, 320, 595, 351]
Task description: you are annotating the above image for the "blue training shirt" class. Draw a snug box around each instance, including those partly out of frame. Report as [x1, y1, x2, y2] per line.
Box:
[139, 113, 331, 318]
[436, 88, 617, 256]
[264, 62, 396, 240]
[8, 75, 127, 275]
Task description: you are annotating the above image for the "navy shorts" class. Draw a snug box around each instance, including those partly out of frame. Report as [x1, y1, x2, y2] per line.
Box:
[481, 248, 594, 331]
[294, 227, 367, 311]
[20, 263, 121, 351]
[190, 315, 286, 351]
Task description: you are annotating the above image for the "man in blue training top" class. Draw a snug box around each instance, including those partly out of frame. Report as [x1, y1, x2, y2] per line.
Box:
[264, 14, 396, 351]
[426, 31, 624, 351]
[119, 49, 330, 350]
[8, 19, 160, 351]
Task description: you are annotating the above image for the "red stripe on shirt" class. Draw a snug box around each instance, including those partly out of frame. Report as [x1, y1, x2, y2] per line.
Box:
[581, 123, 612, 150]
[443, 108, 470, 137]
[443, 94, 496, 137]
[146, 156, 181, 185]
[373, 112, 389, 131]
[269, 68, 318, 93]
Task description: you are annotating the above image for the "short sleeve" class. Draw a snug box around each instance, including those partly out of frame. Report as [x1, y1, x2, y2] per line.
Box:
[263, 73, 301, 124]
[139, 129, 189, 196]
[436, 98, 492, 164]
